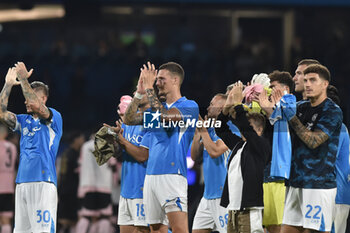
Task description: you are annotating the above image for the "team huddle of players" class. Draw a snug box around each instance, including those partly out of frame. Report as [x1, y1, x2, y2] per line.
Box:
[0, 59, 349, 233]
[111, 60, 349, 233]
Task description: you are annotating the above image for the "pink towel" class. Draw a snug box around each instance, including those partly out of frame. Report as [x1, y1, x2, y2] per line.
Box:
[117, 95, 133, 115]
[243, 84, 264, 104]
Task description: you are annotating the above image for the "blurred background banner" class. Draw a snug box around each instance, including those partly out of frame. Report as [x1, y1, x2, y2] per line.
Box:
[1, 0, 349, 130]
[5, 0, 350, 5]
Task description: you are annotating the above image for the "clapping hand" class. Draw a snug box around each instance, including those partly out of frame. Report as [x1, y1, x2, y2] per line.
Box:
[141, 61, 157, 90]
[197, 114, 208, 132]
[136, 69, 146, 95]
[258, 89, 275, 116]
[14, 62, 33, 81]
[104, 119, 123, 135]
[271, 86, 284, 104]
[5, 67, 20, 86]
[223, 81, 244, 115]
[229, 81, 244, 105]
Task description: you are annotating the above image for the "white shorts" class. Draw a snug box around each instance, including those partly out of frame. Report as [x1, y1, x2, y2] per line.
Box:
[118, 196, 148, 227]
[14, 182, 58, 233]
[143, 174, 187, 225]
[192, 197, 228, 233]
[282, 187, 336, 232]
[333, 204, 350, 233]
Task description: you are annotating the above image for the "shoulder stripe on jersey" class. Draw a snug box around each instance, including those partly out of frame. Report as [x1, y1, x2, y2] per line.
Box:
[178, 126, 188, 144]
[173, 106, 188, 144]
[14, 118, 21, 132]
[223, 149, 231, 167]
[48, 123, 56, 150]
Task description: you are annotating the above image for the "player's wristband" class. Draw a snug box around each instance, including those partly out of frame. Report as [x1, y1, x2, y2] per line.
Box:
[134, 92, 144, 100]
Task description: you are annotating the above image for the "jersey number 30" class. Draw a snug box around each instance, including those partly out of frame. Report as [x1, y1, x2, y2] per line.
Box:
[36, 210, 51, 223]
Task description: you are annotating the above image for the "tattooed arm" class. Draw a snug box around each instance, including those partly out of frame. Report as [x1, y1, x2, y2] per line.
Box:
[123, 69, 146, 125]
[15, 62, 50, 120]
[0, 68, 19, 129]
[123, 97, 144, 125]
[289, 115, 329, 149]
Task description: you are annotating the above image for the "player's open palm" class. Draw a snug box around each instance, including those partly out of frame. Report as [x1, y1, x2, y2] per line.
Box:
[258, 89, 274, 110]
[5, 67, 20, 86]
[137, 69, 146, 95]
[231, 81, 244, 105]
[225, 85, 237, 108]
[15, 62, 33, 80]
[141, 61, 157, 89]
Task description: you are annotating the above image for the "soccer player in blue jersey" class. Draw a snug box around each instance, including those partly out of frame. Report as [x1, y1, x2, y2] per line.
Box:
[281, 64, 342, 233]
[0, 62, 63, 233]
[258, 70, 295, 233]
[191, 93, 230, 233]
[110, 94, 151, 233]
[124, 62, 199, 233]
[326, 85, 350, 233]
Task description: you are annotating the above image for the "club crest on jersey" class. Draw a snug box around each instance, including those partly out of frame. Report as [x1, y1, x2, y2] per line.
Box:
[22, 126, 41, 136]
[23, 127, 29, 136]
[312, 113, 318, 122]
[33, 127, 41, 132]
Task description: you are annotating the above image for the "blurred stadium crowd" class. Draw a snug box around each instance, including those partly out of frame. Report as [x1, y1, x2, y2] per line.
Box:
[0, 7, 350, 131]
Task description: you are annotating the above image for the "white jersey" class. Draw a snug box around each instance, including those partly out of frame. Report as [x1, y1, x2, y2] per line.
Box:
[78, 139, 113, 198]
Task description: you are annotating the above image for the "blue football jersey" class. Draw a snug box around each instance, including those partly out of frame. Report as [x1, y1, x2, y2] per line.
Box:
[140, 97, 199, 177]
[120, 124, 147, 199]
[15, 108, 63, 186]
[335, 123, 350, 204]
[202, 127, 230, 199]
[290, 98, 342, 188]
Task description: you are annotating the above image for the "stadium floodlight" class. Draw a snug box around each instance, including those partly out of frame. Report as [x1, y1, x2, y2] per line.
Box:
[0, 4, 65, 23]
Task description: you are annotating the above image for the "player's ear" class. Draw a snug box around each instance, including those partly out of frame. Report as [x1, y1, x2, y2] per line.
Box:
[323, 80, 329, 89]
[172, 76, 178, 85]
[42, 95, 48, 104]
[285, 86, 290, 94]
